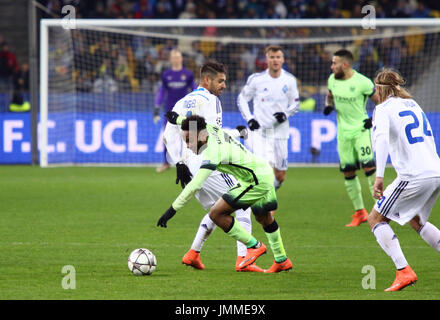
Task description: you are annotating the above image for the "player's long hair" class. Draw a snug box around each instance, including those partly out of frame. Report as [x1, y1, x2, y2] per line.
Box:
[374, 68, 412, 103]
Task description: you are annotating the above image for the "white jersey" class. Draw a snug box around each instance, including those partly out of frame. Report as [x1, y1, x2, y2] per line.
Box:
[372, 96, 440, 180]
[163, 87, 223, 165]
[237, 69, 300, 139]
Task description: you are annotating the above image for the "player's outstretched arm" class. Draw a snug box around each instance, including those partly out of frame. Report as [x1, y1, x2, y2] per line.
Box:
[157, 168, 213, 228]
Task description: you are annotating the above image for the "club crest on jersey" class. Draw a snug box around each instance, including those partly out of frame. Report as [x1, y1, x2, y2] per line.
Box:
[282, 85, 288, 93]
[350, 86, 356, 92]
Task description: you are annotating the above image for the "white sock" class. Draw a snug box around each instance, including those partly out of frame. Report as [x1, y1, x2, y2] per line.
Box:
[419, 222, 440, 252]
[372, 222, 408, 270]
[235, 208, 252, 257]
[191, 213, 216, 252]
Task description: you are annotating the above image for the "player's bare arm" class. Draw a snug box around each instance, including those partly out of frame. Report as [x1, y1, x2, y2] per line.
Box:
[323, 90, 335, 115]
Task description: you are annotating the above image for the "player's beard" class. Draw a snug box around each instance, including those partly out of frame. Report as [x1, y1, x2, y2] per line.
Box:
[334, 69, 345, 79]
[212, 87, 223, 97]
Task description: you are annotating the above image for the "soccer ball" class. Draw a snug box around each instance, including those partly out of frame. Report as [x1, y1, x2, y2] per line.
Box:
[128, 248, 157, 276]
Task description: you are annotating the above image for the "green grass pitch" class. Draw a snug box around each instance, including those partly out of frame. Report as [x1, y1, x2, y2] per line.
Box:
[1, 165, 439, 300]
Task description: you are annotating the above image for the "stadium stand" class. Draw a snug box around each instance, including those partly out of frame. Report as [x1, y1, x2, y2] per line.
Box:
[1, 0, 440, 115]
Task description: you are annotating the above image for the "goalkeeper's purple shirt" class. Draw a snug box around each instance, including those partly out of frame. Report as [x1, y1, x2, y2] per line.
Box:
[155, 68, 197, 112]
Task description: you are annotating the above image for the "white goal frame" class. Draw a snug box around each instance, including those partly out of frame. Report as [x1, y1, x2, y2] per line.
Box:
[39, 18, 440, 167]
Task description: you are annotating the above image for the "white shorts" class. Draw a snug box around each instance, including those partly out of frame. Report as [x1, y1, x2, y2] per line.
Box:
[374, 177, 440, 226]
[250, 131, 288, 171]
[186, 152, 237, 211]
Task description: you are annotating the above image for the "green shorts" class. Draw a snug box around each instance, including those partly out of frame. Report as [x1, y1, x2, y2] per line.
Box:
[222, 181, 278, 215]
[338, 129, 375, 172]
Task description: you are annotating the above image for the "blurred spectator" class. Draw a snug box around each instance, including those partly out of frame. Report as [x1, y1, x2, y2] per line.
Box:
[133, 0, 154, 19]
[350, 3, 364, 19]
[255, 46, 267, 72]
[13, 63, 29, 92]
[358, 55, 380, 81]
[0, 42, 18, 93]
[172, 0, 187, 17]
[93, 74, 118, 93]
[40, 0, 440, 20]
[35, 0, 439, 104]
[178, 1, 196, 19]
[287, 6, 302, 19]
[272, 0, 288, 18]
[237, 44, 257, 74]
[411, 1, 431, 17]
[208, 42, 227, 64]
[262, 4, 282, 19]
[134, 38, 158, 62]
[186, 41, 205, 68]
[243, 0, 265, 18]
[221, 0, 241, 19]
[114, 44, 132, 92]
[203, 11, 218, 36]
[154, 0, 174, 19]
[229, 68, 247, 93]
[9, 63, 30, 112]
[389, 38, 403, 69]
[391, 0, 412, 18]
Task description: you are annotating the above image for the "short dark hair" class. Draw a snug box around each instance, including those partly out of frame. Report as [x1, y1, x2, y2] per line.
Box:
[265, 45, 283, 55]
[181, 115, 207, 132]
[334, 49, 354, 65]
[200, 60, 227, 79]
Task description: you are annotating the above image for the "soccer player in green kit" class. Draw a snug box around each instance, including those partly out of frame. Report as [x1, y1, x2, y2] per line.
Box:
[157, 114, 292, 272]
[323, 49, 380, 227]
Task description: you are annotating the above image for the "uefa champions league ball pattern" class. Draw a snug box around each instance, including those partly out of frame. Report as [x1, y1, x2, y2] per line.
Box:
[128, 248, 157, 276]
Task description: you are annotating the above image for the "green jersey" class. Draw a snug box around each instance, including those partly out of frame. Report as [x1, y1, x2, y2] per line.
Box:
[328, 70, 375, 138]
[200, 124, 272, 183]
[172, 123, 273, 211]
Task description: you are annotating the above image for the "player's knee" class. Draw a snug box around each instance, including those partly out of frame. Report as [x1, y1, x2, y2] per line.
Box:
[253, 211, 274, 227]
[368, 209, 388, 230]
[364, 167, 376, 177]
[409, 216, 422, 232]
[344, 174, 357, 181]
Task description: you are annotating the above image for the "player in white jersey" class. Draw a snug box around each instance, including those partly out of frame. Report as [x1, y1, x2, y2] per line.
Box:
[367, 69, 440, 292]
[162, 61, 263, 272]
[237, 45, 300, 190]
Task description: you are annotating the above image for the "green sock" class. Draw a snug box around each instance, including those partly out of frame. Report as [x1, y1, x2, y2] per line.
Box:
[226, 218, 257, 248]
[344, 175, 364, 211]
[265, 228, 287, 263]
[366, 173, 375, 200]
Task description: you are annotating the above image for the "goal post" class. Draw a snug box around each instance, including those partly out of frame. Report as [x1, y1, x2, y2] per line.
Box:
[39, 18, 440, 167]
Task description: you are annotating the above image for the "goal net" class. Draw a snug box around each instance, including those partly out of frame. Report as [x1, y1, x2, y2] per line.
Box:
[40, 19, 440, 166]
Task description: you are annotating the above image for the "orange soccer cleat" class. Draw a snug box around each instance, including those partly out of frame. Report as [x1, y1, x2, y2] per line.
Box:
[345, 208, 369, 227]
[235, 256, 264, 272]
[182, 249, 205, 270]
[385, 265, 417, 292]
[264, 258, 293, 273]
[238, 242, 267, 269]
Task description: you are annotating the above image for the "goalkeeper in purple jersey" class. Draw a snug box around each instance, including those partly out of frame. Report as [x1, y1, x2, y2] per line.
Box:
[154, 49, 197, 173]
